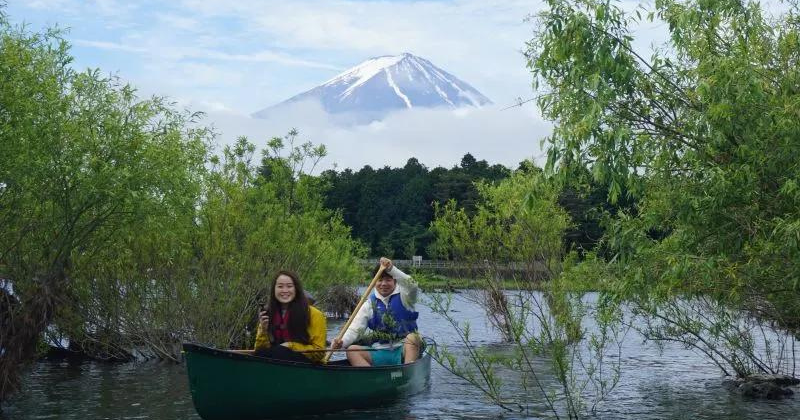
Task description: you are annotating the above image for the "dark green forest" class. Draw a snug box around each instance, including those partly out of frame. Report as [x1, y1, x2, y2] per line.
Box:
[321, 153, 617, 259]
[321, 154, 509, 258]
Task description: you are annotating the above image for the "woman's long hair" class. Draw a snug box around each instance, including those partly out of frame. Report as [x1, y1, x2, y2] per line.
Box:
[267, 270, 311, 344]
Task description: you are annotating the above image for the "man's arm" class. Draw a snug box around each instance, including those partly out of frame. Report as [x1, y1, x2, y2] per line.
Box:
[386, 265, 418, 310]
[341, 298, 373, 348]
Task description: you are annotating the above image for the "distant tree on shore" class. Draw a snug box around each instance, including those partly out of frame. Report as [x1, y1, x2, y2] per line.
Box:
[321, 153, 510, 258]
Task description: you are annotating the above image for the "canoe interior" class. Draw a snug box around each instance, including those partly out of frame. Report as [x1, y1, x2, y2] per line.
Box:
[183, 343, 432, 420]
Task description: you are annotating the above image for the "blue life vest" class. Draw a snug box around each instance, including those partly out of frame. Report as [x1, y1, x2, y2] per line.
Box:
[367, 293, 419, 342]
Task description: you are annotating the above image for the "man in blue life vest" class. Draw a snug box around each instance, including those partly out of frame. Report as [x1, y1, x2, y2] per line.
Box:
[331, 257, 422, 366]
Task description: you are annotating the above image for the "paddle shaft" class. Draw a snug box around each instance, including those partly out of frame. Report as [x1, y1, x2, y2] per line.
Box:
[322, 265, 386, 363]
[297, 347, 382, 353]
[227, 348, 380, 355]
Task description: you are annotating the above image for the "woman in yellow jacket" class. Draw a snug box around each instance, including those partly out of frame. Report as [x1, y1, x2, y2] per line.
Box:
[254, 270, 327, 363]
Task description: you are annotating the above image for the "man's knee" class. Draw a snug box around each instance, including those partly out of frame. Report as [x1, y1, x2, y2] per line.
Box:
[403, 333, 422, 362]
[346, 345, 372, 366]
[405, 333, 421, 346]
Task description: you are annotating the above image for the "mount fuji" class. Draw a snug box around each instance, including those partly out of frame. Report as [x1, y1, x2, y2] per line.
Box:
[252, 53, 492, 124]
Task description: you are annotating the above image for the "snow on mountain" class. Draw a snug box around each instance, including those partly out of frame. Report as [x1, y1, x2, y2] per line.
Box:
[252, 53, 492, 123]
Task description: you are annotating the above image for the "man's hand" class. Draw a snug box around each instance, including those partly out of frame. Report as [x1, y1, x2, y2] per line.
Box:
[331, 338, 343, 349]
[379, 257, 393, 271]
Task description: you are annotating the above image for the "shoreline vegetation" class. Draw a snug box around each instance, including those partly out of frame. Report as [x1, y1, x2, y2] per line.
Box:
[414, 273, 606, 294]
[0, 12, 366, 402]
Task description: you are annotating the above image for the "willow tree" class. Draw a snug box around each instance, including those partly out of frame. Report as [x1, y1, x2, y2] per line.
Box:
[0, 16, 210, 402]
[183, 134, 365, 351]
[527, 0, 800, 375]
[430, 167, 568, 275]
[0, 12, 366, 405]
[428, 167, 627, 418]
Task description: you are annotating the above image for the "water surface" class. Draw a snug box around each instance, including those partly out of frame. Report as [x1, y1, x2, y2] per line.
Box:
[3, 292, 799, 419]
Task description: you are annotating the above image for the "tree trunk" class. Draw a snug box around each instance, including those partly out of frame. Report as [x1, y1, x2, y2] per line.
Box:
[0, 274, 62, 406]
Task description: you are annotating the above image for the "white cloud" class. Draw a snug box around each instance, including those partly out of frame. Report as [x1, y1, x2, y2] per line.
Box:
[154, 13, 200, 32]
[169, 62, 245, 88]
[23, 0, 74, 10]
[74, 36, 341, 69]
[90, 0, 136, 14]
[200, 50, 343, 70]
[199, 101, 550, 172]
[73, 39, 147, 53]
[175, 0, 541, 95]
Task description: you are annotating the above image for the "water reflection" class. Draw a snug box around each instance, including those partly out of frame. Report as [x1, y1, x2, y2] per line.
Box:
[3, 292, 799, 419]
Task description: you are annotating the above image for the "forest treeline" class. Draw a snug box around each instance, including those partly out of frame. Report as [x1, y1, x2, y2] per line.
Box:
[322, 155, 617, 259]
[321, 154, 508, 258]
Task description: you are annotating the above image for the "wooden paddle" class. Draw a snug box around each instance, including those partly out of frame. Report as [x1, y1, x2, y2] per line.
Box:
[298, 348, 381, 353]
[227, 348, 380, 355]
[228, 349, 255, 355]
[321, 264, 386, 363]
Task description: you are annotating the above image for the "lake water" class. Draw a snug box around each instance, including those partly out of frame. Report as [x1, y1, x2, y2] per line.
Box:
[3, 292, 799, 419]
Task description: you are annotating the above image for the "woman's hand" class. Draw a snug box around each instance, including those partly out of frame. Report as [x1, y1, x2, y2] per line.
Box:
[259, 310, 270, 331]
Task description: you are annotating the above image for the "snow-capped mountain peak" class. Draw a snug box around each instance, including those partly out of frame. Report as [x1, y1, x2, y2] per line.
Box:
[322, 54, 407, 96]
[253, 53, 491, 123]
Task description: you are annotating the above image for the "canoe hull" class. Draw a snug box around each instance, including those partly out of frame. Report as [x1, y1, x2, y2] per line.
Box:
[183, 343, 431, 419]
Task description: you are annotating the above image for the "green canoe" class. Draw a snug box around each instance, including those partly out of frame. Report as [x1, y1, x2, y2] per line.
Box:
[182, 343, 432, 419]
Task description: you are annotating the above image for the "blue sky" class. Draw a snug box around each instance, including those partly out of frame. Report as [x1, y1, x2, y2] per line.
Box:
[3, 0, 669, 170]
[7, 0, 538, 114]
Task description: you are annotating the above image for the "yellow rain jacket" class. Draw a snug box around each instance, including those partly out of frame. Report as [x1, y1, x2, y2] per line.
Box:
[254, 305, 327, 363]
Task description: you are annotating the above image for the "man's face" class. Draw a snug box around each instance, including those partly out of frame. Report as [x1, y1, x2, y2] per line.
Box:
[376, 275, 396, 297]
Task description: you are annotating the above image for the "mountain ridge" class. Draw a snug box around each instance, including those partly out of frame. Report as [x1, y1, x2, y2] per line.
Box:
[252, 53, 491, 123]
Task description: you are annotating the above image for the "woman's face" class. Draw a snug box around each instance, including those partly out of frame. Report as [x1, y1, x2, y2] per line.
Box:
[274, 274, 297, 304]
